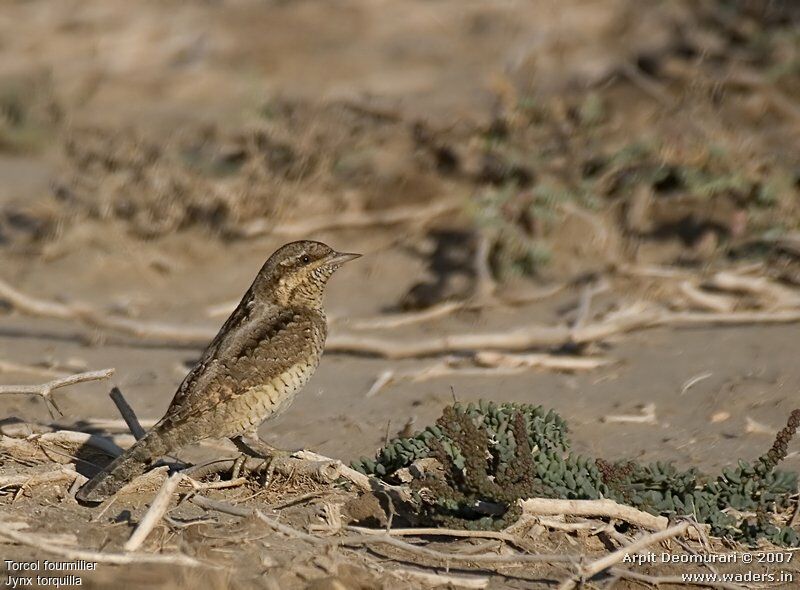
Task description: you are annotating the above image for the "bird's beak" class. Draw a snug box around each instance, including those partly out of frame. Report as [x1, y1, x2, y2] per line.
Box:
[327, 251, 362, 266]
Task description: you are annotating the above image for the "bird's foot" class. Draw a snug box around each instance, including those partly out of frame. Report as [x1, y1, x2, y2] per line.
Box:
[229, 435, 293, 485]
[230, 454, 249, 480]
[230, 435, 293, 459]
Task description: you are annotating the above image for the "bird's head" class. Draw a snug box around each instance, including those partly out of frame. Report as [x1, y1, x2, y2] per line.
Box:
[255, 240, 361, 309]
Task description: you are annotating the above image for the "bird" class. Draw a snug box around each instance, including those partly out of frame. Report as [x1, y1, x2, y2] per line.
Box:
[76, 240, 360, 503]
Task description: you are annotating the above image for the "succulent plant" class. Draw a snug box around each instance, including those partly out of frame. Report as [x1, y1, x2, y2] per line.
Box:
[353, 401, 800, 545]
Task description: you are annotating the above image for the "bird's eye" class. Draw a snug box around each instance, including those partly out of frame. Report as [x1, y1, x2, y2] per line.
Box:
[301, 255, 311, 264]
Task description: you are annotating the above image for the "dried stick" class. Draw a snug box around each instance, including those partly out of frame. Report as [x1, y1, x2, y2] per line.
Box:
[0, 368, 115, 417]
[366, 364, 525, 398]
[571, 280, 610, 329]
[238, 199, 461, 238]
[0, 520, 203, 567]
[349, 301, 465, 330]
[0, 277, 214, 344]
[680, 372, 713, 395]
[339, 307, 800, 358]
[188, 494, 251, 518]
[255, 510, 327, 545]
[473, 351, 612, 371]
[336, 532, 576, 566]
[390, 567, 489, 589]
[189, 497, 327, 546]
[608, 568, 746, 590]
[534, 517, 607, 532]
[292, 450, 375, 493]
[519, 498, 668, 531]
[706, 271, 800, 309]
[109, 387, 146, 440]
[185, 476, 248, 491]
[559, 522, 692, 590]
[124, 472, 184, 551]
[6, 276, 800, 357]
[348, 525, 521, 544]
[679, 281, 735, 313]
[210, 283, 563, 324]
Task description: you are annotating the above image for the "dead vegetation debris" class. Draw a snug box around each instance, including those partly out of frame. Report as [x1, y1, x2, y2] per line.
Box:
[3, 387, 800, 589]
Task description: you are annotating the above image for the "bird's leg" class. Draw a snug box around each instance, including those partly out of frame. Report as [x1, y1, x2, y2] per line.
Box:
[229, 433, 291, 483]
[230, 433, 292, 458]
[230, 454, 248, 480]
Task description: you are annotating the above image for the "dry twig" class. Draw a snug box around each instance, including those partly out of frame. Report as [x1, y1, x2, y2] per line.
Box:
[520, 498, 668, 531]
[0, 277, 213, 344]
[6, 276, 800, 358]
[336, 532, 575, 566]
[679, 281, 736, 313]
[681, 372, 713, 395]
[390, 567, 489, 589]
[124, 472, 184, 551]
[109, 386, 147, 440]
[349, 525, 522, 546]
[0, 368, 115, 417]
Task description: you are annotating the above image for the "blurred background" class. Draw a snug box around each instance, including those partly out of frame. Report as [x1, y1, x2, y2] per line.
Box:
[1, 0, 799, 476]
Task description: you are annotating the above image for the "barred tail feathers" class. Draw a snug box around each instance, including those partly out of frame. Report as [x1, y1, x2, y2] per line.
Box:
[76, 428, 170, 503]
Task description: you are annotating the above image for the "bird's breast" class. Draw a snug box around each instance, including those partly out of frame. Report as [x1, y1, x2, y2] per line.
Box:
[222, 354, 319, 436]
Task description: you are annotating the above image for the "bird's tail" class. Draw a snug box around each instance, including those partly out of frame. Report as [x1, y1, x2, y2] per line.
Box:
[76, 427, 172, 503]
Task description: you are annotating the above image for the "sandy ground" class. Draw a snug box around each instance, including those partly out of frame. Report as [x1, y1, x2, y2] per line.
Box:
[2, 234, 800, 474]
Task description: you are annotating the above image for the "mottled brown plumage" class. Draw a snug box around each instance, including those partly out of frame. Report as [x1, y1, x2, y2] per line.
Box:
[76, 240, 360, 503]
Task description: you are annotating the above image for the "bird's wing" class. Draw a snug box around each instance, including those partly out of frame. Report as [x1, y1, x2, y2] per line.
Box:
[161, 300, 324, 425]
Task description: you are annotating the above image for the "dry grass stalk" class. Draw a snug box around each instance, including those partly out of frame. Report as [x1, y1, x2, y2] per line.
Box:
[680, 372, 713, 395]
[390, 567, 489, 589]
[706, 272, 800, 309]
[0, 277, 214, 344]
[349, 525, 522, 545]
[292, 450, 380, 494]
[337, 531, 575, 566]
[520, 498, 668, 531]
[124, 472, 184, 552]
[0, 368, 115, 417]
[679, 281, 736, 312]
